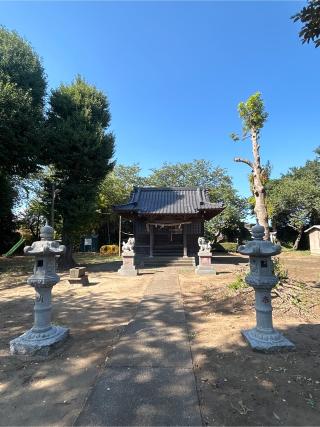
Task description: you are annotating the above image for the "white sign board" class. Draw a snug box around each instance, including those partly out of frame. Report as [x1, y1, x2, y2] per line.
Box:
[84, 238, 92, 246]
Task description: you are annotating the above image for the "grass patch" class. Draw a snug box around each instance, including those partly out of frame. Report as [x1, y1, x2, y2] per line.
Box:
[74, 252, 121, 265]
[228, 274, 248, 291]
[281, 248, 311, 256]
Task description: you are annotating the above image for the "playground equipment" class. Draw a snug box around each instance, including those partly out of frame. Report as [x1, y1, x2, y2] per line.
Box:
[3, 237, 25, 257]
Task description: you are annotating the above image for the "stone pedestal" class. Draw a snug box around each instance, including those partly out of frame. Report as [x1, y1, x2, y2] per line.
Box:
[68, 267, 89, 285]
[238, 223, 295, 353]
[195, 251, 215, 275]
[118, 252, 137, 276]
[242, 288, 295, 352]
[10, 223, 69, 359]
[10, 286, 69, 357]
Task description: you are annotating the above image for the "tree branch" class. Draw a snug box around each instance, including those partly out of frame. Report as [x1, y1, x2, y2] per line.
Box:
[234, 157, 254, 169]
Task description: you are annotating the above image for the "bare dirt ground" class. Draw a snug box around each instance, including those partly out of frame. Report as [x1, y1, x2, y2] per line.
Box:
[180, 253, 320, 426]
[0, 254, 151, 426]
[0, 251, 319, 426]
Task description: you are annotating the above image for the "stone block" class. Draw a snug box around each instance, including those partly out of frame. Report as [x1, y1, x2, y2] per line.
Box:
[118, 265, 137, 276]
[118, 253, 137, 276]
[195, 252, 215, 275]
[68, 273, 89, 286]
[70, 267, 86, 278]
[195, 265, 216, 275]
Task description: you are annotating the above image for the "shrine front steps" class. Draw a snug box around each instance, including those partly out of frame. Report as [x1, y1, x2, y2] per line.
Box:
[153, 246, 183, 257]
[137, 256, 195, 268]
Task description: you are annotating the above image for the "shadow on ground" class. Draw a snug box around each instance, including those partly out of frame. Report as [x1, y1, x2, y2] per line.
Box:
[1, 253, 319, 426]
[181, 275, 320, 426]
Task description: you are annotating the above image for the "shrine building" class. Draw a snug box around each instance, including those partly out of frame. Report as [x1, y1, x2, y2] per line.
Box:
[113, 187, 224, 258]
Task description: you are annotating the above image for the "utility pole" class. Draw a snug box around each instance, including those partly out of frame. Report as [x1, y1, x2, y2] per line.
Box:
[51, 183, 55, 228]
[118, 215, 122, 256]
[51, 183, 60, 230]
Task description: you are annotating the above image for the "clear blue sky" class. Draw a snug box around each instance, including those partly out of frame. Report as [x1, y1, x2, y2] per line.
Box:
[1, 1, 319, 197]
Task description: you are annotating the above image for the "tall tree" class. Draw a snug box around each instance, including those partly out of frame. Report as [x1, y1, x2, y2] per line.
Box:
[292, 0, 320, 47]
[231, 92, 270, 239]
[0, 27, 46, 249]
[98, 164, 145, 243]
[267, 151, 320, 249]
[0, 27, 46, 176]
[45, 76, 115, 268]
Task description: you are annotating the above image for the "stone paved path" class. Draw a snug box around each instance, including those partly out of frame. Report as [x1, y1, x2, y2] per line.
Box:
[75, 271, 202, 426]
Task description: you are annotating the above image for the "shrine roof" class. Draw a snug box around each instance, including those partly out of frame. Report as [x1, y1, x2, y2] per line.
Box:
[305, 225, 320, 233]
[113, 187, 224, 216]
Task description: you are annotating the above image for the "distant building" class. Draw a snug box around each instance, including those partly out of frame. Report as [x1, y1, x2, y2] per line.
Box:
[305, 225, 320, 256]
[113, 187, 224, 257]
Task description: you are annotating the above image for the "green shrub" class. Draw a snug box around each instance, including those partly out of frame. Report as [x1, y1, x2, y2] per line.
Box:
[273, 256, 288, 281]
[213, 242, 238, 252]
[211, 243, 226, 252]
[228, 273, 248, 291]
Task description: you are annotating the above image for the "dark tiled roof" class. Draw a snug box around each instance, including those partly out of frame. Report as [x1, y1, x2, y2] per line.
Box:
[113, 187, 224, 215]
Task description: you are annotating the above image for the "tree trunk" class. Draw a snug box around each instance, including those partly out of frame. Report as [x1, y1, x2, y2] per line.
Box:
[251, 129, 270, 240]
[58, 233, 77, 271]
[293, 227, 303, 250]
[234, 128, 270, 240]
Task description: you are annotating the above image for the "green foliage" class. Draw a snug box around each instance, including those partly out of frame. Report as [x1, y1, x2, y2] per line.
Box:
[211, 242, 238, 252]
[147, 159, 248, 240]
[292, 0, 320, 47]
[220, 242, 238, 252]
[97, 164, 145, 243]
[0, 173, 18, 252]
[267, 153, 320, 245]
[0, 27, 46, 176]
[147, 159, 227, 187]
[0, 27, 46, 105]
[0, 27, 46, 247]
[228, 273, 248, 291]
[272, 257, 288, 281]
[98, 164, 145, 212]
[16, 172, 48, 240]
[45, 76, 115, 245]
[233, 92, 268, 139]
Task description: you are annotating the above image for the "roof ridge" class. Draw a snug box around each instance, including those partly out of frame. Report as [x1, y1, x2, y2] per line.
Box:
[134, 186, 206, 190]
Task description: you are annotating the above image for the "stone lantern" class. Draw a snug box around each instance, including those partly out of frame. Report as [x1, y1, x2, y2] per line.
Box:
[238, 223, 295, 352]
[10, 223, 69, 358]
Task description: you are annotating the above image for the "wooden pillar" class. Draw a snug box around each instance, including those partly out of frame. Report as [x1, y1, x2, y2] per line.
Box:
[149, 224, 154, 258]
[183, 224, 188, 258]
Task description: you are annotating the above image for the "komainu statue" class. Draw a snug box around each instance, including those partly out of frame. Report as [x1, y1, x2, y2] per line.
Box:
[122, 237, 135, 253]
[198, 237, 211, 252]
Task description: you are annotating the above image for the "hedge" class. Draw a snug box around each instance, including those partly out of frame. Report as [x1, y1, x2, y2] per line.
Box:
[212, 242, 238, 253]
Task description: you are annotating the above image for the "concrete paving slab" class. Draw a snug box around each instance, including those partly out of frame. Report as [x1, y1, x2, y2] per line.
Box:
[136, 304, 186, 323]
[75, 367, 202, 426]
[107, 326, 192, 368]
[76, 272, 202, 426]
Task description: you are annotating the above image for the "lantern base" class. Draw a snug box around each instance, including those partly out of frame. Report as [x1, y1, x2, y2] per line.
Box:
[10, 325, 69, 359]
[242, 328, 295, 352]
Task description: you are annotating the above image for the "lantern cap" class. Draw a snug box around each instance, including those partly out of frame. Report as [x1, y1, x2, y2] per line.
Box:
[237, 223, 281, 256]
[24, 221, 65, 256]
[40, 221, 54, 241]
[251, 223, 265, 240]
